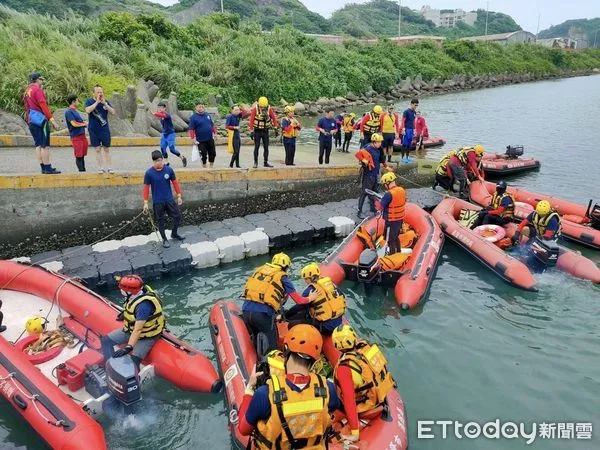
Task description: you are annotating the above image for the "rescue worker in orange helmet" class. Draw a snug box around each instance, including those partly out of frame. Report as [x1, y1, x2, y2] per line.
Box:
[101, 274, 165, 368]
[379, 172, 406, 255]
[238, 324, 342, 449]
[332, 325, 395, 443]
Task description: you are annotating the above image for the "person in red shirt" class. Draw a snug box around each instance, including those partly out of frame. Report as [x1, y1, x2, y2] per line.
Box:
[249, 96, 279, 168]
[23, 72, 60, 174]
[414, 111, 428, 152]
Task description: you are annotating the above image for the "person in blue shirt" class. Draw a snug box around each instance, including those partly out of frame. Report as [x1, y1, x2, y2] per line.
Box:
[65, 94, 88, 172]
[241, 253, 317, 353]
[85, 85, 115, 174]
[153, 101, 187, 168]
[316, 110, 338, 165]
[143, 150, 185, 248]
[101, 275, 165, 368]
[188, 101, 217, 168]
[400, 98, 419, 163]
[334, 112, 344, 151]
[225, 105, 248, 168]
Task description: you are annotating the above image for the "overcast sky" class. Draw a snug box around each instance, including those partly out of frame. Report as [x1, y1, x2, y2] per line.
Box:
[149, 1, 600, 33]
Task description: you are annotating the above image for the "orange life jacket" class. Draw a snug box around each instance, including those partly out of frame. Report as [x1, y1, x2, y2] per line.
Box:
[355, 149, 375, 171]
[386, 186, 406, 222]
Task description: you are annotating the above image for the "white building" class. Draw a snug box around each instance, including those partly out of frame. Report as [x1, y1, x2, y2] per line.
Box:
[420, 5, 478, 28]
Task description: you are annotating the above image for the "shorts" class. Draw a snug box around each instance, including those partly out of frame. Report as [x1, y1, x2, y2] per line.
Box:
[401, 128, 414, 147]
[198, 139, 216, 164]
[89, 127, 111, 148]
[71, 134, 88, 158]
[382, 133, 395, 148]
[29, 122, 50, 147]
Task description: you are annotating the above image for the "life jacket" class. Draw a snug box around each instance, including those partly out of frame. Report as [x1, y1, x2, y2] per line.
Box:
[282, 117, 300, 139]
[355, 148, 375, 171]
[491, 192, 515, 218]
[378, 252, 411, 271]
[532, 211, 561, 240]
[308, 277, 346, 321]
[253, 374, 331, 450]
[380, 112, 398, 134]
[456, 146, 476, 165]
[459, 209, 480, 229]
[356, 225, 376, 250]
[335, 342, 395, 413]
[265, 350, 286, 378]
[342, 116, 355, 133]
[122, 286, 165, 338]
[363, 113, 381, 134]
[436, 153, 452, 176]
[242, 263, 287, 311]
[253, 106, 273, 130]
[385, 186, 406, 222]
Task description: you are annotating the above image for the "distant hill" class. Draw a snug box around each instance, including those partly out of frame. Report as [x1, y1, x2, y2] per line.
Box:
[1, 0, 163, 16]
[330, 1, 521, 39]
[539, 18, 600, 48]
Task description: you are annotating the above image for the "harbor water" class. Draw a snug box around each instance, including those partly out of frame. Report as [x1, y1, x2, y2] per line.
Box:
[1, 75, 599, 449]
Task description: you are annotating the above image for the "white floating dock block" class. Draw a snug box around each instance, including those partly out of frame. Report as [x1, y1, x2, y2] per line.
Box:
[146, 230, 171, 243]
[40, 260, 64, 272]
[92, 239, 123, 253]
[121, 235, 151, 248]
[215, 236, 246, 264]
[240, 229, 270, 257]
[328, 216, 355, 237]
[188, 241, 220, 268]
[10, 257, 31, 263]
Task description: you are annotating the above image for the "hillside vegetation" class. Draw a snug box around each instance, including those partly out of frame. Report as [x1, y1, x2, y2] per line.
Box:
[539, 18, 600, 47]
[1, 7, 600, 116]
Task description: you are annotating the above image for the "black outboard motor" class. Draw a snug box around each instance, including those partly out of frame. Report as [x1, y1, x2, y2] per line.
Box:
[530, 237, 559, 268]
[505, 145, 524, 159]
[357, 249, 380, 283]
[105, 355, 142, 406]
[587, 201, 600, 230]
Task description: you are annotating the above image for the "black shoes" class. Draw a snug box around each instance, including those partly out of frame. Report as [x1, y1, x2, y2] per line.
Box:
[171, 234, 186, 241]
[264, 162, 273, 168]
[182, 156, 188, 167]
[253, 162, 258, 168]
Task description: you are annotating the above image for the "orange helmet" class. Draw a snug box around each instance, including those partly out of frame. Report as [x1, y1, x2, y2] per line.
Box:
[118, 274, 144, 295]
[283, 324, 323, 361]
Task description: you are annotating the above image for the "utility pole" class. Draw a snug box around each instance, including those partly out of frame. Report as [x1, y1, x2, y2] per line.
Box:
[484, 1, 489, 37]
[595, 29, 598, 48]
[221, 0, 224, 13]
[535, 12, 541, 42]
[398, 1, 402, 37]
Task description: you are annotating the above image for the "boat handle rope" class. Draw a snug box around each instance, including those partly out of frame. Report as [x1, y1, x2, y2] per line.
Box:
[0, 372, 66, 427]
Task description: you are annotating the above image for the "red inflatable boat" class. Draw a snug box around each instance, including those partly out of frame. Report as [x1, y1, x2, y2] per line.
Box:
[0, 260, 221, 450]
[320, 203, 444, 310]
[470, 180, 600, 250]
[393, 136, 446, 152]
[481, 150, 540, 178]
[209, 301, 409, 450]
[432, 197, 600, 288]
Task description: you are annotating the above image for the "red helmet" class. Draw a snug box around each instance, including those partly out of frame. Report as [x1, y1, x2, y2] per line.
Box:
[118, 274, 144, 295]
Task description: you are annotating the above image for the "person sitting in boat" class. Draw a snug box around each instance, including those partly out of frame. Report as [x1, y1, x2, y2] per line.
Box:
[513, 200, 561, 245]
[474, 181, 515, 228]
[433, 150, 456, 191]
[238, 324, 341, 450]
[101, 274, 164, 368]
[285, 263, 346, 336]
[241, 253, 317, 354]
[332, 325, 395, 444]
[379, 172, 406, 255]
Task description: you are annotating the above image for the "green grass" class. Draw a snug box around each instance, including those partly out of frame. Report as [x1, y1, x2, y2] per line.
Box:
[1, 7, 599, 116]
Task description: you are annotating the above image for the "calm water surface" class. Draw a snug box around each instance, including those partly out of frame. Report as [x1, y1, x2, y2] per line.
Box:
[1, 76, 599, 449]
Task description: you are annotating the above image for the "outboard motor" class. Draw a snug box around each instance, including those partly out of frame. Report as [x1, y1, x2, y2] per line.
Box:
[105, 355, 142, 406]
[530, 237, 559, 268]
[357, 249, 380, 283]
[505, 145, 524, 159]
[587, 202, 600, 230]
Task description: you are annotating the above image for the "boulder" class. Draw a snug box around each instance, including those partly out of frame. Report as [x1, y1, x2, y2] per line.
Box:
[0, 110, 30, 135]
[147, 110, 162, 132]
[132, 104, 150, 135]
[398, 77, 412, 94]
[293, 102, 306, 113]
[108, 115, 136, 137]
[442, 79, 455, 89]
[167, 93, 188, 131]
[346, 93, 358, 102]
[593, 68, 600, 73]
[148, 127, 161, 137]
[178, 110, 193, 122]
[124, 86, 137, 119]
[148, 84, 159, 102]
[137, 80, 151, 106]
[334, 96, 347, 104]
[316, 97, 330, 106]
[279, 99, 288, 106]
[411, 74, 424, 91]
[110, 93, 128, 120]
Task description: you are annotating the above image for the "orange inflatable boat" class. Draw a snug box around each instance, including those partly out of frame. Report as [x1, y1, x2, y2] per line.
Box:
[320, 203, 444, 310]
[432, 197, 600, 288]
[209, 301, 409, 450]
[0, 260, 221, 450]
[470, 180, 600, 250]
[481, 147, 540, 178]
[393, 136, 446, 151]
